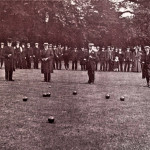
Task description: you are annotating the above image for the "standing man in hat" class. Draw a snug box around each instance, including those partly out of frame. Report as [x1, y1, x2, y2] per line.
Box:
[21, 42, 27, 69]
[141, 46, 150, 87]
[33, 43, 40, 69]
[57, 44, 63, 70]
[53, 45, 59, 70]
[124, 47, 132, 72]
[118, 48, 124, 72]
[80, 47, 87, 71]
[63, 46, 70, 70]
[41, 43, 54, 82]
[0, 42, 5, 69]
[25, 42, 33, 69]
[108, 46, 115, 71]
[87, 43, 96, 84]
[98, 46, 106, 71]
[14, 41, 22, 69]
[71, 47, 78, 70]
[3, 38, 15, 81]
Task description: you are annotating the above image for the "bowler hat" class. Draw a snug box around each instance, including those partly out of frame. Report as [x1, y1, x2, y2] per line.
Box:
[43, 43, 48, 46]
[7, 38, 12, 43]
[144, 46, 150, 49]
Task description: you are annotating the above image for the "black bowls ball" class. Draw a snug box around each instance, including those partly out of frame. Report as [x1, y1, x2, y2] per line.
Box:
[120, 96, 125, 101]
[48, 116, 55, 123]
[105, 94, 110, 99]
[23, 97, 28, 102]
[73, 91, 77, 95]
[43, 93, 51, 97]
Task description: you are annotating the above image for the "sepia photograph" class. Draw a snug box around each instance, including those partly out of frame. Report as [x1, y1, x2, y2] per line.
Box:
[0, 0, 150, 149]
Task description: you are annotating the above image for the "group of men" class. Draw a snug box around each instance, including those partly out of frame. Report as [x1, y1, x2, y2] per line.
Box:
[1, 39, 150, 85]
[0, 39, 95, 83]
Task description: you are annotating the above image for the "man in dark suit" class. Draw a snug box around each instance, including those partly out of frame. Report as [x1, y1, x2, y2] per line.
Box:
[25, 42, 33, 69]
[57, 44, 63, 70]
[98, 47, 106, 71]
[72, 47, 78, 70]
[80, 47, 87, 71]
[63, 46, 70, 70]
[21, 42, 27, 69]
[108, 46, 115, 71]
[141, 46, 150, 87]
[53, 45, 59, 70]
[14, 41, 22, 69]
[87, 43, 96, 84]
[0, 42, 5, 69]
[124, 47, 132, 72]
[3, 38, 15, 81]
[41, 43, 54, 82]
[118, 48, 124, 72]
[33, 43, 40, 69]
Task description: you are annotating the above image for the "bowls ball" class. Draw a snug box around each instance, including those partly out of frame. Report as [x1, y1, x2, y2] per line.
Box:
[73, 91, 77, 95]
[23, 97, 28, 101]
[105, 94, 110, 99]
[120, 96, 125, 101]
[48, 116, 55, 123]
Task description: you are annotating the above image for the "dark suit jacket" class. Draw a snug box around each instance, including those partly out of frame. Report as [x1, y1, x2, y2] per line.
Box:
[4, 46, 15, 71]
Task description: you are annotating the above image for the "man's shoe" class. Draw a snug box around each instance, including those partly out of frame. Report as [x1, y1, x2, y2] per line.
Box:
[9, 79, 14, 81]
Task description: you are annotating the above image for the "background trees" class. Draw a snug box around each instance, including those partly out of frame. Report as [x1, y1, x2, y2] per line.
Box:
[0, 0, 149, 47]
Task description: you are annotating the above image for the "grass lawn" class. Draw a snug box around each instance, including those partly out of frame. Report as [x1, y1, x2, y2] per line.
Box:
[0, 67, 150, 150]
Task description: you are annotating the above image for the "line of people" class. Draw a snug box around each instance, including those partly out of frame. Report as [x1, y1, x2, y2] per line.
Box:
[0, 43, 143, 73]
[1, 39, 150, 86]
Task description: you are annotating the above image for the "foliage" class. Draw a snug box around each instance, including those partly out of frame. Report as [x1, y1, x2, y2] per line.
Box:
[0, 0, 125, 47]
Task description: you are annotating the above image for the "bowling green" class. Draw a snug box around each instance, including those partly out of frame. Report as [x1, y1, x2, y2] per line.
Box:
[0, 68, 149, 150]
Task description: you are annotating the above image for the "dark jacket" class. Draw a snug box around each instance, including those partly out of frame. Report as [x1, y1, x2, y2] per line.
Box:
[41, 49, 54, 74]
[141, 52, 150, 78]
[3, 46, 15, 71]
[87, 51, 96, 71]
[71, 50, 78, 61]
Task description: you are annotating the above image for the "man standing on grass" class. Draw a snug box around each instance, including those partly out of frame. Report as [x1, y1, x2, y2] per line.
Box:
[98, 46, 106, 71]
[3, 38, 15, 81]
[33, 43, 40, 69]
[72, 47, 78, 70]
[141, 46, 150, 87]
[0, 42, 5, 69]
[124, 47, 132, 72]
[41, 43, 54, 82]
[57, 44, 63, 70]
[53, 45, 59, 70]
[63, 46, 70, 70]
[25, 42, 33, 69]
[87, 43, 96, 84]
[14, 41, 22, 69]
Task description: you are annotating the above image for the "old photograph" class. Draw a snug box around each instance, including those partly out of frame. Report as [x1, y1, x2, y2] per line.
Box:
[0, 0, 150, 149]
